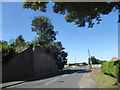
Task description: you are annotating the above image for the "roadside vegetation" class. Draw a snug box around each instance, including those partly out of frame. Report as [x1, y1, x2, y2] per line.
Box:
[92, 60, 120, 88]
[23, 2, 119, 28]
[63, 62, 87, 70]
[0, 35, 29, 64]
[1, 16, 68, 71]
[63, 67, 81, 70]
[101, 61, 120, 78]
[93, 73, 118, 88]
[88, 56, 120, 88]
[22, 1, 120, 71]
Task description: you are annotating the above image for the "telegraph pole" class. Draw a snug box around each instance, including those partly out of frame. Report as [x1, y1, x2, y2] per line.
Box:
[88, 49, 91, 67]
[74, 55, 76, 65]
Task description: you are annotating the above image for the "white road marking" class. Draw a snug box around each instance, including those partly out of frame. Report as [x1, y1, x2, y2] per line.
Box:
[44, 78, 59, 85]
[62, 74, 68, 77]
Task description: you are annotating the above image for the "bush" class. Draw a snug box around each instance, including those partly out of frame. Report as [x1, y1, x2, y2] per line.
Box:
[1, 41, 16, 64]
[101, 61, 120, 77]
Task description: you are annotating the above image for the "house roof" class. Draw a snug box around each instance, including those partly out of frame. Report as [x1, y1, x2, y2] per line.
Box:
[110, 57, 120, 61]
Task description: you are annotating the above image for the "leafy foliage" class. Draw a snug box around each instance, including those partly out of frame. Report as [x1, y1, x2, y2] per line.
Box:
[91, 56, 101, 64]
[23, 2, 48, 12]
[14, 35, 26, 47]
[1, 41, 16, 64]
[51, 42, 68, 70]
[82, 62, 88, 65]
[1, 15, 68, 70]
[31, 16, 68, 70]
[23, 2, 119, 28]
[31, 16, 57, 48]
[10, 35, 28, 53]
[101, 61, 120, 77]
[1, 35, 29, 64]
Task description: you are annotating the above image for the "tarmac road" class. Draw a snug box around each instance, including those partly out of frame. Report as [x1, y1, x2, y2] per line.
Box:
[7, 66, 96, 88]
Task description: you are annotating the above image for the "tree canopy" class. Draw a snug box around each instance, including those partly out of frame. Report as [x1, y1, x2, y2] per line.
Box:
[1, 41, 16, 64]
[90, 56, 101, 64]
[23, 2, 119, 28]
[9, 35, 28, 53]
[31, 16, 57, 48]
[31, 16, 68, 70]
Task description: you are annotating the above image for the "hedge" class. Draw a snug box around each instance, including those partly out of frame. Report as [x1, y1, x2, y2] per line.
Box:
[101, 61, 120, 77]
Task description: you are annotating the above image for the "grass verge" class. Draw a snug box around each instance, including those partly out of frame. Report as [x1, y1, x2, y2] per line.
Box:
[93, 73, 118, 88]
[63, 66, 82, 70]
[63, 67, 78, 70]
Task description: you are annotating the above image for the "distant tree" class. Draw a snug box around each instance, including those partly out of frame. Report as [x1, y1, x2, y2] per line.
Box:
[52, 42, 68, 70]
[15, 35, 26, 47]
[31, 16, 68, 70]
[82, 62, 88, 65]
[10, 35, 25, 47]
[10, 35, 27, 53]
[91, 56, 100, 64]
[31, 16, 57, 48]
[23, 2, 119, 28]
[1, 35, 28, 63]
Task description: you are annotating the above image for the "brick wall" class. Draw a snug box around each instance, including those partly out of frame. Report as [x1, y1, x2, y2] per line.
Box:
[2, 45, 58, 82]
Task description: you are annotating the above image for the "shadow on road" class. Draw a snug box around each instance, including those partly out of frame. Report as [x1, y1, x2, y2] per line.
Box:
[24, 68, 92, 82]
[2, 67, 91, 84]
[76, 69, 91, 73]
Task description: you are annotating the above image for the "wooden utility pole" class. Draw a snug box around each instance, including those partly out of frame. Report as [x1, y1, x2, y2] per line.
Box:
[74, 55, 76, 65]
[88, 49, 91, 66]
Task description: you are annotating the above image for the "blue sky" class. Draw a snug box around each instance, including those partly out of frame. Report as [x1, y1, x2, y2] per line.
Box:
[2, 2, 118, 63]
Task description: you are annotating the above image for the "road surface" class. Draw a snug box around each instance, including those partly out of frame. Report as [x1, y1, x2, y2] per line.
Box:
[7, 66, 92, 88]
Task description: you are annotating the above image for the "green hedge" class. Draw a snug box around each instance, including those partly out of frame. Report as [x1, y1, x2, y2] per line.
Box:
[101, 61, 120, 77]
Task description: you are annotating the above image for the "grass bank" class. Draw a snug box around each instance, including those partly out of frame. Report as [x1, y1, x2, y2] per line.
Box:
[93, 73, 118, 88]
[63, 66, 82, 70]
[63, 67, 77, 70]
